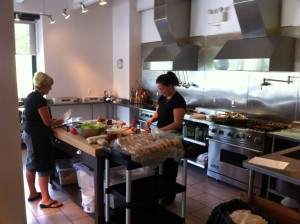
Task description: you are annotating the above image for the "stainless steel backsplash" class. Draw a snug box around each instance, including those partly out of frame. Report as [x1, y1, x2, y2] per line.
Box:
[142, 28, 300, 123]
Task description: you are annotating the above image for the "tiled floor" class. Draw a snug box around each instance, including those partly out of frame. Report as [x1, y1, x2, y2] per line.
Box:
[22, 150, 241, 224]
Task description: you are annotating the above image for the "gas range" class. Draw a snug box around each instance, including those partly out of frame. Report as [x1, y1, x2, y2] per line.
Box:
[207, 119, 289, 193]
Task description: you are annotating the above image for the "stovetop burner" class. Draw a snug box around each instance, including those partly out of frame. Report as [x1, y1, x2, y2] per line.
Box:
[223, 119, 289, 132]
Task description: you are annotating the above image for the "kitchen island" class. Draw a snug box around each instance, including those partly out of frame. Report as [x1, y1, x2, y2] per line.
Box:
[52, 128, 105, 224]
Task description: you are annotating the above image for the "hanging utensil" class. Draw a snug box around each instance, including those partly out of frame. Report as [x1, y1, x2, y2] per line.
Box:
[178, 71, 183, 87]
[185, 71, 190, 88]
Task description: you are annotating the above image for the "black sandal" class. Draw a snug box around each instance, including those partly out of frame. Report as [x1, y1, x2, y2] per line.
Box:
[28, 192, 42, 202]
[39, 200, 63, 209]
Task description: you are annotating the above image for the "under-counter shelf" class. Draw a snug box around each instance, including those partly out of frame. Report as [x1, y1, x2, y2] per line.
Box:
[104, 146, 187, 224]
[183, 137, 207, 146]
[108, 204, 184, 224]
[109, 175, 186, 207]
[186, 158, 207, 169]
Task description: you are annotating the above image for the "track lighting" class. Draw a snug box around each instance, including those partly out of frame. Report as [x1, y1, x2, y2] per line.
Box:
[48, 15, 55, 24]
[80, 2, 88, 13]
[99, 0, 107, 5]
[62, 8, 70, 19]
[15, 13, 20, 22]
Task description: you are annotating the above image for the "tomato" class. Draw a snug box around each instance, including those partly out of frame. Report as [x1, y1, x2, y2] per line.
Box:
[70, 127, 77, 135]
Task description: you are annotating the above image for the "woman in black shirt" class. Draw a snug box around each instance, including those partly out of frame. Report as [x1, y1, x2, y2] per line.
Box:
[24, 72, 64, 208]
[146, 71, 186, 206]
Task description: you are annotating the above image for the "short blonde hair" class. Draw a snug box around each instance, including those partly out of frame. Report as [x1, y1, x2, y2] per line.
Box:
[33, 72, 54, 90]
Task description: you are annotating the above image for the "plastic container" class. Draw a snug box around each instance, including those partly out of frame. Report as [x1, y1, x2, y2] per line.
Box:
[55, 158, 79, 185]
[73, 162, 94, 190]
[81, 188, 95, 213]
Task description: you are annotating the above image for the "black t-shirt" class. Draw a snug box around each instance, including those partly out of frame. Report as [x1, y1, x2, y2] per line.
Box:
[157, 91, 186, 132]
[24, 91, 49, 129]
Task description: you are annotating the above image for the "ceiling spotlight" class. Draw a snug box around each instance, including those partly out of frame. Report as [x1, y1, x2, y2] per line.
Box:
[80, 2, 88, 13]
[62, 8, 70, 19]
[99, 0, 107, 5]
[15, 13, 21, 22]
[48, 15, 55, 24]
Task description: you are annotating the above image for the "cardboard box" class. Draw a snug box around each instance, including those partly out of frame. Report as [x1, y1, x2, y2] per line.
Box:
[240, 191, 300, 224]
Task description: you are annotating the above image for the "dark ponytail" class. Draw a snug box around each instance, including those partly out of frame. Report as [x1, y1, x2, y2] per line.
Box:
[156, 71, 179, 87]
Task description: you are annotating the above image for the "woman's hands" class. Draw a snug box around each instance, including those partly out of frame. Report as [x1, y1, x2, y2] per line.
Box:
[145, 119, 152, 129]
[146, 111, 159, 129]
[53, 118, 64, 126]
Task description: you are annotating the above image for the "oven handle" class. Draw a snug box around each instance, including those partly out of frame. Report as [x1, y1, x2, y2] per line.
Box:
[206, 137, 262, 154]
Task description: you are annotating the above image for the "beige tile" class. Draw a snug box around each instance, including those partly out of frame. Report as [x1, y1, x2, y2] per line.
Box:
[186, 184, 204, 197]
[164, 193, 205, 215]
[193, 193, 224, 209]
[193, 181, 239, 200]
[72, 215, 94, 224]
[22, 150, 247, 224]
[36, 210, 72, 224]
[27, 199, 60, 217]
[60, 199, 88, 221]
[185, 212, 206, 224]
[25, 206, 39, 224]
[189, 206, 213, 223]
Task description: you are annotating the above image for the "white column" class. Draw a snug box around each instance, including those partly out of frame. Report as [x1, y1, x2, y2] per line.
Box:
[0, 1, 26, 223]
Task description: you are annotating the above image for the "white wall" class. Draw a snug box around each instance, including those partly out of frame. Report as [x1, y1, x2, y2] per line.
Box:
[282, 0, 300, 26]
[0, 1, 26, 223]
[15, 0, 113, 99]
[113, 0, 141, 99]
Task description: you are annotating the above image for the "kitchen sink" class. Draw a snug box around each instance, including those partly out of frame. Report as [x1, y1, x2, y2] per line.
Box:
[282, 150, 300, 160]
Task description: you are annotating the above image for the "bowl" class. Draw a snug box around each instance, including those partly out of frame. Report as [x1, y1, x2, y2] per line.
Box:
[76, 127, 105, 138]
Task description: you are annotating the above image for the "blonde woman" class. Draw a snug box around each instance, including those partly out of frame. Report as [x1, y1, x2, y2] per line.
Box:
[23, 72, 64, 208]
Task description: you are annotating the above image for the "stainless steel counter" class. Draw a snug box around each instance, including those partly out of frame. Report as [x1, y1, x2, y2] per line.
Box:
[268, 128, 300, 143]
[243, 145, 300, 204]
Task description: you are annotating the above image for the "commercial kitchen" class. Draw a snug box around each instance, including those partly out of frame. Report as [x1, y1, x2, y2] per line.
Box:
[2, 0, 300, 223]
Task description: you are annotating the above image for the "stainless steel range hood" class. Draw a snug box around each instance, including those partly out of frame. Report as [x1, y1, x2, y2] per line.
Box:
[143, 0, 199, 71]
[213, 0, 296, 71]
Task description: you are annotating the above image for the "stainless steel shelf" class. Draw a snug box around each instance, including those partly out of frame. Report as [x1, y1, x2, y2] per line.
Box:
[183, 137, 207, 146]
[186, 158, 206, 169]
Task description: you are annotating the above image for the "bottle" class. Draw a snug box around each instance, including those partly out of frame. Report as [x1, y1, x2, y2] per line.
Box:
[135, 124, 141, 134]
[187, 123, 195, 138]
[195, 126, 200, 141]
[130, 88, 135, 104]
[182, 122, 187, 137]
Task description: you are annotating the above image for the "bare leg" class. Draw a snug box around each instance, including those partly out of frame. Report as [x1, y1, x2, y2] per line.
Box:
[39, 176, 62, 207]
[26, 171, 39, 198]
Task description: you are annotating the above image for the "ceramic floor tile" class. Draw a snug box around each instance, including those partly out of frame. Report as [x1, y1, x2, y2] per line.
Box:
[72, 215, 94, 224]
[22, 149, 247, 224]
[60, 199, 88, 221]
[185, 212, 206, 224]
[173, 194, 206, 213]
[192, 181, 240, 200]
[189, 206, 213, 223]
[193, 193, 225, 209]
[186, 184, 205, 197]
[27, 198, 62, 217]
[36, 210, 72, 224]
[26, 206, 39, 224]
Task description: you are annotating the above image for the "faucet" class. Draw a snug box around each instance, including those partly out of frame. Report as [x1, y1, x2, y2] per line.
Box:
[261, 79, 271, 90]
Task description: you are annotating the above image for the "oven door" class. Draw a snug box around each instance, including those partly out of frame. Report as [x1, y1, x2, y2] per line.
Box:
[207, 138, 264, 193]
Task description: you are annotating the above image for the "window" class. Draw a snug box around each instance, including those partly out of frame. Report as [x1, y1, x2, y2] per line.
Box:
[14, 21, 37, 98]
